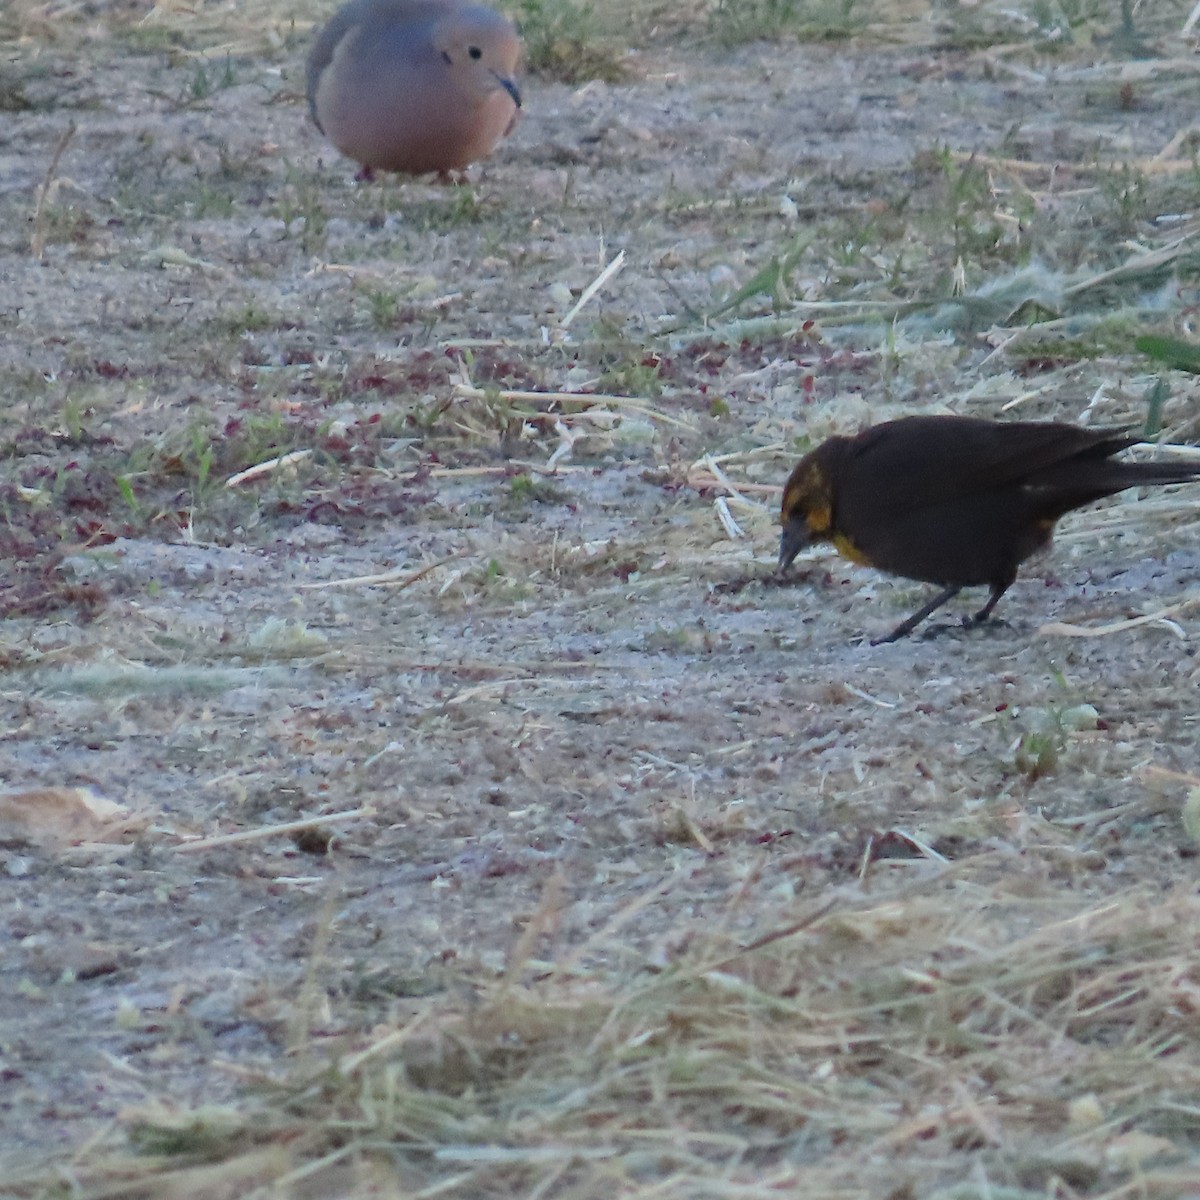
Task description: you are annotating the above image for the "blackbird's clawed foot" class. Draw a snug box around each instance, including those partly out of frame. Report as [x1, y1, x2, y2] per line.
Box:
[964, 610, 1011, 634]
[871, 616, 1008, 646]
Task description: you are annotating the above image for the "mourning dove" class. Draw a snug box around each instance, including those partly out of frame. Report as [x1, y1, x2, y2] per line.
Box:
[306, 0, 522, 178]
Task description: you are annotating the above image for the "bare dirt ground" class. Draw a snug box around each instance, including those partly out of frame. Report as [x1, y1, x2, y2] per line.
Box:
[2, 1, 1200, 1195]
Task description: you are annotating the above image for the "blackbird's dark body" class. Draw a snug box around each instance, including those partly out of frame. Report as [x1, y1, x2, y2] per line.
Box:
[778, 415, 1200, 643]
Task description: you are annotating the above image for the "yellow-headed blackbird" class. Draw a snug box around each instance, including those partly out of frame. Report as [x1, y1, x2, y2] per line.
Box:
[779, 415, 1200, 643]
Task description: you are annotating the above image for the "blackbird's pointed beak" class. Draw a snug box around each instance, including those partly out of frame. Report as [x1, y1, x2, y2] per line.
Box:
[778, 521, 811, 573]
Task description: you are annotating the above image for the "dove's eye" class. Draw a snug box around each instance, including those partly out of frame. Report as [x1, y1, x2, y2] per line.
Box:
[468, 45, 482, 59]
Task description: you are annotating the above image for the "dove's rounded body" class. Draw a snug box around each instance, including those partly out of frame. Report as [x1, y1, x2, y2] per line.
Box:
[307, 0, 522, 175]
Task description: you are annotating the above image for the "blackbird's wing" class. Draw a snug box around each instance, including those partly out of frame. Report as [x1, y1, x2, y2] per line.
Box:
[835, 417, 1135, 526]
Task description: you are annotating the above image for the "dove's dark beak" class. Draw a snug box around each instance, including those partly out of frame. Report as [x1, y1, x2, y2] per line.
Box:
[495, 73, 521, 108]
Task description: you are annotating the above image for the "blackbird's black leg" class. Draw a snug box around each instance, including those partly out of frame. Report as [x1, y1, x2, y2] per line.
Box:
[872, 585, 963, 645]
[970, 577, 1013, 625]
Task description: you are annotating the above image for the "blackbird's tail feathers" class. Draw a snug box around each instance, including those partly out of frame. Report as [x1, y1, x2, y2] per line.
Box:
[1031, 458, 1200, 511]
[1109, 459, 1200, 487]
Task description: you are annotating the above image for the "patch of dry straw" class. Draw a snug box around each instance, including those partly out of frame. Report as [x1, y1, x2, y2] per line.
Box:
[29, 877, 1200, 1199]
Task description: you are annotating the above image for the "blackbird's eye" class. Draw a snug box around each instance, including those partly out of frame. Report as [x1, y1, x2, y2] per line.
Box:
[468, 45, 482, 59]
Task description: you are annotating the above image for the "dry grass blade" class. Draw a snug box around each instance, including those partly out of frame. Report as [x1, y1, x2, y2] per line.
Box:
[1063, 237, 1196, 297]
[687, 471, 779, 496]
[30, 121, 75, 261]
[174, 806, 374, 852]
[1039, 596, 1200, 638]
[338, 1008, 436, 1077]
[1145, 765, 1200, 787]
[298, 553, 466, 591]
[713, 496, 744, 538]
[449, 383, 696, 431]
[560, 250, 628, 330]
[225, 450, 313, 489]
